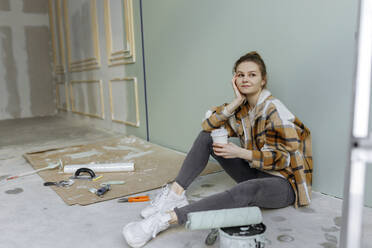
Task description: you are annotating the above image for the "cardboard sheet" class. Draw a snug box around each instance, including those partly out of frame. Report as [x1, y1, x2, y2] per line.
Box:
[24, 135, 221, 206]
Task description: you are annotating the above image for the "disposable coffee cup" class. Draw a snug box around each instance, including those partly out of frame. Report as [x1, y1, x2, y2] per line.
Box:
[211, 128, 228, 144]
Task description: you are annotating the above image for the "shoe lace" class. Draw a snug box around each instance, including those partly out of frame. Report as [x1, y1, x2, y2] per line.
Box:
[150, 184, 169, 208]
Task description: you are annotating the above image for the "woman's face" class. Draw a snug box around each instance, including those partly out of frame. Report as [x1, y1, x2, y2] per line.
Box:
[235, 61, 265, 96]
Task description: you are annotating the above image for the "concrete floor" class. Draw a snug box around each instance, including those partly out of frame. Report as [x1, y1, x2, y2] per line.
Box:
[0, 116, 371, 248]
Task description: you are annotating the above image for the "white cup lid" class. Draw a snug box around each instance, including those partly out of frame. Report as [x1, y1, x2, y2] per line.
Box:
[211, 127, 228, 136]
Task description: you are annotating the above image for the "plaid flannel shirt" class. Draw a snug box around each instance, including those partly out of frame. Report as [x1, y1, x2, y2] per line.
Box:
[202, 89, 313, 207]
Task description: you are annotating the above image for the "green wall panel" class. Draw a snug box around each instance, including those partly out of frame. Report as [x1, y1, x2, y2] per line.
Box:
[140, 0, 371, 205]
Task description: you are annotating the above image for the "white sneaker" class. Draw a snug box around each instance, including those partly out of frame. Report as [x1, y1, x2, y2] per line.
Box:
[140, 184, 189, 219]
[123, 212, 171, 248]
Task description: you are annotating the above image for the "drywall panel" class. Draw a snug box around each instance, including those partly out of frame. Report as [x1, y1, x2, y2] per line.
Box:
[142, 0, 361, 204]
[109, 78, 139, 127]
[70, 80, 104, 119]
[0, 0, 55, 120]
[48, 0, 65, 74]
[64, 0, 100, 71]
[56, 82, 68, 110]
[0, 26, 21, 119]
[25, 26, 54, 117]
[68, 0, 94, 59]
[23, 0, 48, 14]
[104, 0, 135, 66]
[109, 0, 126, 52]
[60, 0, 146, 140]
[0, 0, 10, 11]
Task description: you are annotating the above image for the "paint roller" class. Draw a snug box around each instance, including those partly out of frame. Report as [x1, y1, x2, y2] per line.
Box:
[63, 162, 134, 173]
[185, 206, 262, 230]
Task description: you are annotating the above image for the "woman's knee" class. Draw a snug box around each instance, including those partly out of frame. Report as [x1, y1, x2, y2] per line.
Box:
[195, 131, 213, 146]
[227, 178, 293, 208]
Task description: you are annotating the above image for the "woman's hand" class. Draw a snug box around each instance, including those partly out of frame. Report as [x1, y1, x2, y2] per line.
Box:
[213, 142, 247, 159]
[225, 75, 245, 114]
[231, 74, 245, 104]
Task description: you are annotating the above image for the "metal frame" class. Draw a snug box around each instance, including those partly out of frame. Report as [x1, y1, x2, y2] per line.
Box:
[340, 0, 372, 247]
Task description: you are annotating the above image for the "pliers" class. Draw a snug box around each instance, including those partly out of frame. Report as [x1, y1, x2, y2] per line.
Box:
[118, 195, 150, 203]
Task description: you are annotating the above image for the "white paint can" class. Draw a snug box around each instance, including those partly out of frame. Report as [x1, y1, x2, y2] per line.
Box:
[219, 223, 266, 248]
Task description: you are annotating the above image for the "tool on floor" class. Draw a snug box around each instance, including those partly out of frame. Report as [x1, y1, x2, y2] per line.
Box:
[100, 180, 125, 187]
[89, 184, 111, 197]
[96, 184, 110, 197]
[185, 207, 266, 247]
[69, 168, 99, 180]
[89, 188, 98, 194]
[88, 181, 126, 198]
[44, 179, 74, 187]
[92, 175, 103, 181]
[63, 162, 134, 174]
[117, 195, 150, 203]
[6, 160, 63, 181]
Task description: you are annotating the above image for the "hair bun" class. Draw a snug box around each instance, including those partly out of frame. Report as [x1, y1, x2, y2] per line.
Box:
[246, 51, 261, 58]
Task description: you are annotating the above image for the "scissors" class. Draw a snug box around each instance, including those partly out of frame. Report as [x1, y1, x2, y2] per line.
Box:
[118, 195, 150, 203]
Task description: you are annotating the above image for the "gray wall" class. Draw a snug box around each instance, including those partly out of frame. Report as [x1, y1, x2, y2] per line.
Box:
[0, 0, 10, 11]
[0, 0, 54, 120]
[141, 0, 371, 205]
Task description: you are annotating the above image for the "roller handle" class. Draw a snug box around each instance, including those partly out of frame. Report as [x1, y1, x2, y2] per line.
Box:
[74, 168, 96, 179]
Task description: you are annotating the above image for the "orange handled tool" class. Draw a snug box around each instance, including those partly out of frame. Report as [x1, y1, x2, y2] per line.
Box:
[118, 195, 150, 203]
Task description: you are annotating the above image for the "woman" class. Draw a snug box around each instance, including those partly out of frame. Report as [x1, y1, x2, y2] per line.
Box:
[123, 51, 313, 248]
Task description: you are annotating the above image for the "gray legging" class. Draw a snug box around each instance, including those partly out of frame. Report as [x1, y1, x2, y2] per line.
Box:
[174, 131, 295, 225]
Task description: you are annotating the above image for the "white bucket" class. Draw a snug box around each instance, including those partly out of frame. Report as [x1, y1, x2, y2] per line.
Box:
[219, 224, 266, 248]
